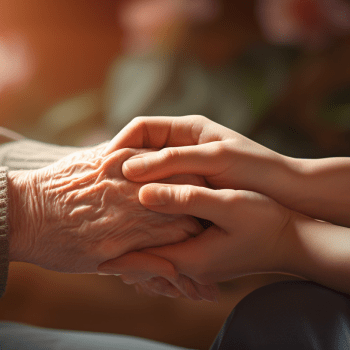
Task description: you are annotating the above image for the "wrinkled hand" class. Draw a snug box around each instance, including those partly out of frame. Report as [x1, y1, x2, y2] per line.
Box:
[98, 184, 293, 297]
[7, 143, 205, 275]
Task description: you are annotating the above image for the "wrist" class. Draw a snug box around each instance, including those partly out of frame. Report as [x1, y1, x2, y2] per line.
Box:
[278, 210, 350, 294]
[281, 157, 350, 227]
[262, 155, 309, 214]
[7, 170, 37, 263]
[254, 153, 300, 202]
[277, 210, 310, 279]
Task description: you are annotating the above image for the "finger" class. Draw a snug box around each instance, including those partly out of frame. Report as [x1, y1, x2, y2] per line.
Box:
[122, 142, 229, 182]
[193, 282, 220, 303]
[103, 115, 221, 155]
[139, 278, 182, 299]
[103, 147, 158, 178]
[97, 251, 179, 282]
[140, 275, 218, 302]
[139, 184, 234, 228]
[98, 252, 198, 298]
[158, 173, 208, 188]
[123, 271, 218, 302]
[98, 251, 218, 301]
[121, 271, 196, 300]
[139, 273, 212, 301]
[139, 276, 219, 302]
[120, 276, 181, 298]
[170, 274, 204, 301]
[134, 283, 164, 298]
[140, 226, 226, 285]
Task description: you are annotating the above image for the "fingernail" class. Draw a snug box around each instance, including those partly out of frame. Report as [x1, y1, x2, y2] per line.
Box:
[124, 159, 146, 177]
[143, 185, 171, 206]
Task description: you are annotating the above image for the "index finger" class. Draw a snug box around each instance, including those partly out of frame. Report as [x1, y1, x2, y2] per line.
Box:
[103, 115, 220, 155]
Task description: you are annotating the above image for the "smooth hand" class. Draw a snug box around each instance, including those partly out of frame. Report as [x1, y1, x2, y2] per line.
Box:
[104, 115, 289, 197]
[98, 183, 293, 297]
[105, 115, 350, 228]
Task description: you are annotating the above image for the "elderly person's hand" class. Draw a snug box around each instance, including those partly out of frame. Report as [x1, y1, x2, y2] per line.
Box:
[6, 143, 205, 276]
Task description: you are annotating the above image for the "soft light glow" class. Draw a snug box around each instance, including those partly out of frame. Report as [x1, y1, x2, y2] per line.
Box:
[0, 33, 33, 93]
[257, 0, 350, 49]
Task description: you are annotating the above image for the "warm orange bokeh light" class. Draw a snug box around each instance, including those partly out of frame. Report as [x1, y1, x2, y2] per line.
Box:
[0, 33, 33, 93]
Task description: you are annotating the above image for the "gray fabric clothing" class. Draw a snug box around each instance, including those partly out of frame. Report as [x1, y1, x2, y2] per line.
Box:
[0, 322, 190, 350]
[0, 167, 9, 299]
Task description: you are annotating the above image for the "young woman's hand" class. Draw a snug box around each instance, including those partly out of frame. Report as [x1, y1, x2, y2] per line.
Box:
[104, 115, 288, 197]
[105, 115, 350, 227]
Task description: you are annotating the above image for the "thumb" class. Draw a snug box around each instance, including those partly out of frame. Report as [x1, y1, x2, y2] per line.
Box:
[139, 184, 234, 228]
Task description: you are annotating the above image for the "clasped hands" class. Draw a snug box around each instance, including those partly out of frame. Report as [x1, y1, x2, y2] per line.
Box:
[97, 115, 299, 301]
[7, 115, 308, 302]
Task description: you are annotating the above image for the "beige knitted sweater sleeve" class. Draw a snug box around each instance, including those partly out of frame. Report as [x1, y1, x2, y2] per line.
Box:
[0, 130, 79, 298]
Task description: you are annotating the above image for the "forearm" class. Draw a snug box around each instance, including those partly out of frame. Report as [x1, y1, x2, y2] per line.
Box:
[262, 156, 350, 228]
[281, 211, 350, 295]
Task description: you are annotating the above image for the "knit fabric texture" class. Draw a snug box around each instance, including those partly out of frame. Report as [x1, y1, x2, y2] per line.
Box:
[0, 139, 78, 171]
[0, 167, 9, 298]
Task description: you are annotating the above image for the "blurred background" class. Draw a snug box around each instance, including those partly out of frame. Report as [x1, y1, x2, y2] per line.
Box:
[1, 0, 350, 349]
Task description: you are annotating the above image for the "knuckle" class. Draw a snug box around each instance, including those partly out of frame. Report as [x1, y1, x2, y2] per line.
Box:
[132, 116, 146, 126]
[159, 147, 181, 163]
[212, 141, 230, 158]
[113, 148, 132, 160]
[189, 114, 208, 123]
[177, 185, 196, 209]
[225, 190, 246, 207]
[129, 116, 148, 133]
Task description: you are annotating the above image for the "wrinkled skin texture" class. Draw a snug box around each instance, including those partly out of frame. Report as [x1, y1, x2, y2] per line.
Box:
[8, 143, 205, 274]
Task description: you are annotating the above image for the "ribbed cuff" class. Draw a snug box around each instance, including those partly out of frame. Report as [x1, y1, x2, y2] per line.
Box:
[0, 167, 9, 298]
[0, 139, 79, 171]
